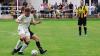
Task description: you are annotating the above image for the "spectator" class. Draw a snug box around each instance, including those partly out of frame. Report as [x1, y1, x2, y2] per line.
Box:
[40, 4, 44, 18]
[0, 3, 1, 17]
[63, 2, 69, 18]
[43, 2, 48, 11]
[59, 3, 63, 10]
[85, 3, 89, 15]
[48, 3, 52, 18]
[43, 2, 48, 18]
[48, 3, 51, 10]
[28, 3, 33, 9]
[97, 3, 100, 17]
[91, 3, 96, 15]
[58, 3, 63, 18]
[69, 2, 73, 18]
[74, 5, 78, 16]
[53, 2, 58, 10]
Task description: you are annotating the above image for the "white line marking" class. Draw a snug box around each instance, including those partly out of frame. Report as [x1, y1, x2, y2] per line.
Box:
[0, 31, 17, 36]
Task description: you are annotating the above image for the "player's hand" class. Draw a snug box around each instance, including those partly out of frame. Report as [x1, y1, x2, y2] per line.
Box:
[37, 21, 41, 24]
[16, 19, 22, 23]
[31, 21, 41, 25]
[84, 15, 87, 17]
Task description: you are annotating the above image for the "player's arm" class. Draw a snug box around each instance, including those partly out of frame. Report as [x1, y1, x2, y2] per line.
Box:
[31, 18, 41, 25]
[76, 8, 79, 17]
[15, 14, 24, 24]
[16, 15, 23, 23]
[30, 14, 41, 25]
[75, 9, 78, 17]
[84, 6, 88, 17]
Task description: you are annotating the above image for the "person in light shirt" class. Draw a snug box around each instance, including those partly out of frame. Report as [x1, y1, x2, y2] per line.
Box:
[12, 7, 47, 55]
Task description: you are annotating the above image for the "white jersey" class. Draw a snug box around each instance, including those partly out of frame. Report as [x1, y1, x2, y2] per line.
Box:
[18, 14, 34, 29]
[17, 14, 34, 36]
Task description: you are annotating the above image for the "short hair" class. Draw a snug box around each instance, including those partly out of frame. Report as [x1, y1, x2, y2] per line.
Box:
[23, 2, 28, 6]
[25, 8, 31, 12]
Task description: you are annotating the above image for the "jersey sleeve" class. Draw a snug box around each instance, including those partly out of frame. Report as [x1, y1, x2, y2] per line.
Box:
[30, 14, 35, 22]
[77, 8, 79, 16]
[17, 14, 24, 21]
[85, 6, 88, 12]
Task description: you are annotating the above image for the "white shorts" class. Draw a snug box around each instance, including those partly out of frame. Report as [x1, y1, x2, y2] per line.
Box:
[18, 26, 30, 37]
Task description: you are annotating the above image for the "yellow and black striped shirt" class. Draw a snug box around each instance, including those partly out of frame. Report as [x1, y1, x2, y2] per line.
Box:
[77, 6, 88, 18]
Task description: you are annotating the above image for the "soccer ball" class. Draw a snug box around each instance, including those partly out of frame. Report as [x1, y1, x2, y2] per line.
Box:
[31, 50, 38, 56]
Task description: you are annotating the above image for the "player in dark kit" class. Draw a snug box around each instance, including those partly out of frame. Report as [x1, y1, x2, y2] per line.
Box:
[77, 1, 88, 36]
[12, 2, 47, 55]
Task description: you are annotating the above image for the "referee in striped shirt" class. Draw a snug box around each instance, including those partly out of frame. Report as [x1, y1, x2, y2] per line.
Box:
[77, 2, 88, 36]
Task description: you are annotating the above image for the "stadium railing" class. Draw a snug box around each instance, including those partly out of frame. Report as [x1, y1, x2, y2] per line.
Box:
[0, 6, 99, 19]
[0, 6, 22, 19]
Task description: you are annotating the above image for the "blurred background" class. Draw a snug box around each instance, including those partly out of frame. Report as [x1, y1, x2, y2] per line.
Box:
[0, 0, 100, 19]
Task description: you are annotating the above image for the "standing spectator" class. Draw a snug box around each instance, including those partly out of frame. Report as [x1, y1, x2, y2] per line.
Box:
[43, 2, 48, 18]
[21, 2, 28, 13]
[48, 3, 51, 11]
[97, 3, 100, 17]
[63, 2, 69, 18]
[85, 3, 89, 15]
[74, 5, 78, 17]
[59, 3, 63, 10]
[53, 2, 58, 10]
[40, 4, 44, 18]
[58, 3, 63, 18]
[91, 3, 96, 15]
[48, 3, 52, 18]
[43, 2, 48, 10]
[53, 2, 58, 18]
[69, 2, 73, 18]
[0, 3, 1, 17]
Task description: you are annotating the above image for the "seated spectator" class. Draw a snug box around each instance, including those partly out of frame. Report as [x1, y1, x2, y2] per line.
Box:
[69, 2, 73, 18]
[40, 4, 44, 18]
[55, 6, 62, 19]
[62, 2, 69, 18]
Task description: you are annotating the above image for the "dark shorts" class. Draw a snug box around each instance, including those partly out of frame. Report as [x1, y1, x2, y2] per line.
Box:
[78, 17, 87, 26]
[40, 10, 44, 14]
[28, 28, 34, 39]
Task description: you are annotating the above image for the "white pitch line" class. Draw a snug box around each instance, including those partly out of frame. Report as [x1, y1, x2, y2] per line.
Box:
[0, 31, 17, 36]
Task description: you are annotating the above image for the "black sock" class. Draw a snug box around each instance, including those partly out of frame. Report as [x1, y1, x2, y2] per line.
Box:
[79, 27, 82, 36]
[84, 27, 87, 35]
[36, 41, 43, 50]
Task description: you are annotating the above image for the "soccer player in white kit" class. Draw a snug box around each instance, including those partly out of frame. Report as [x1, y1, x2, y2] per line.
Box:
[12, 3, 47, 55]
[12, 8, 37, 55]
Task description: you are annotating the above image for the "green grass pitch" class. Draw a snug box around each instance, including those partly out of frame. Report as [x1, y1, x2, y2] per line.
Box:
[0, 19, 100, 56]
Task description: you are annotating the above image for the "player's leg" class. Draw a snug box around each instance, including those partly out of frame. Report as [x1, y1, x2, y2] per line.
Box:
[18, 31, 30, 55]
[12, 29, 25, 55]
[18, 36, 30, 55]
[78, 18, 82, 36]
[29, 30, 47, 54]
[79, 26, 82, 36]
[31, 34, 47, 54]
[12, 39, 23, 55]
[18, 37, 30, 55]
[84, 25, 87, 35]
[83, 17, 87, 35]
[15, 34, 26, 49]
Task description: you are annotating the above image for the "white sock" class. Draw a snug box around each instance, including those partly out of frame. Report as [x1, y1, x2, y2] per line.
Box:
[15, 40, 22, 50]
[19, 43, 28, 52]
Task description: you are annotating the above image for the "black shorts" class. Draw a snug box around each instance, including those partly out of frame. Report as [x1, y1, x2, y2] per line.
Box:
[28, 28, 34, 39]
[40, 10, 44, 14]
[78, 17, 87, 26]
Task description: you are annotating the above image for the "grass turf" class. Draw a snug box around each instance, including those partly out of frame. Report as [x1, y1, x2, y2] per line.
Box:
[0, 19, 100, 56]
